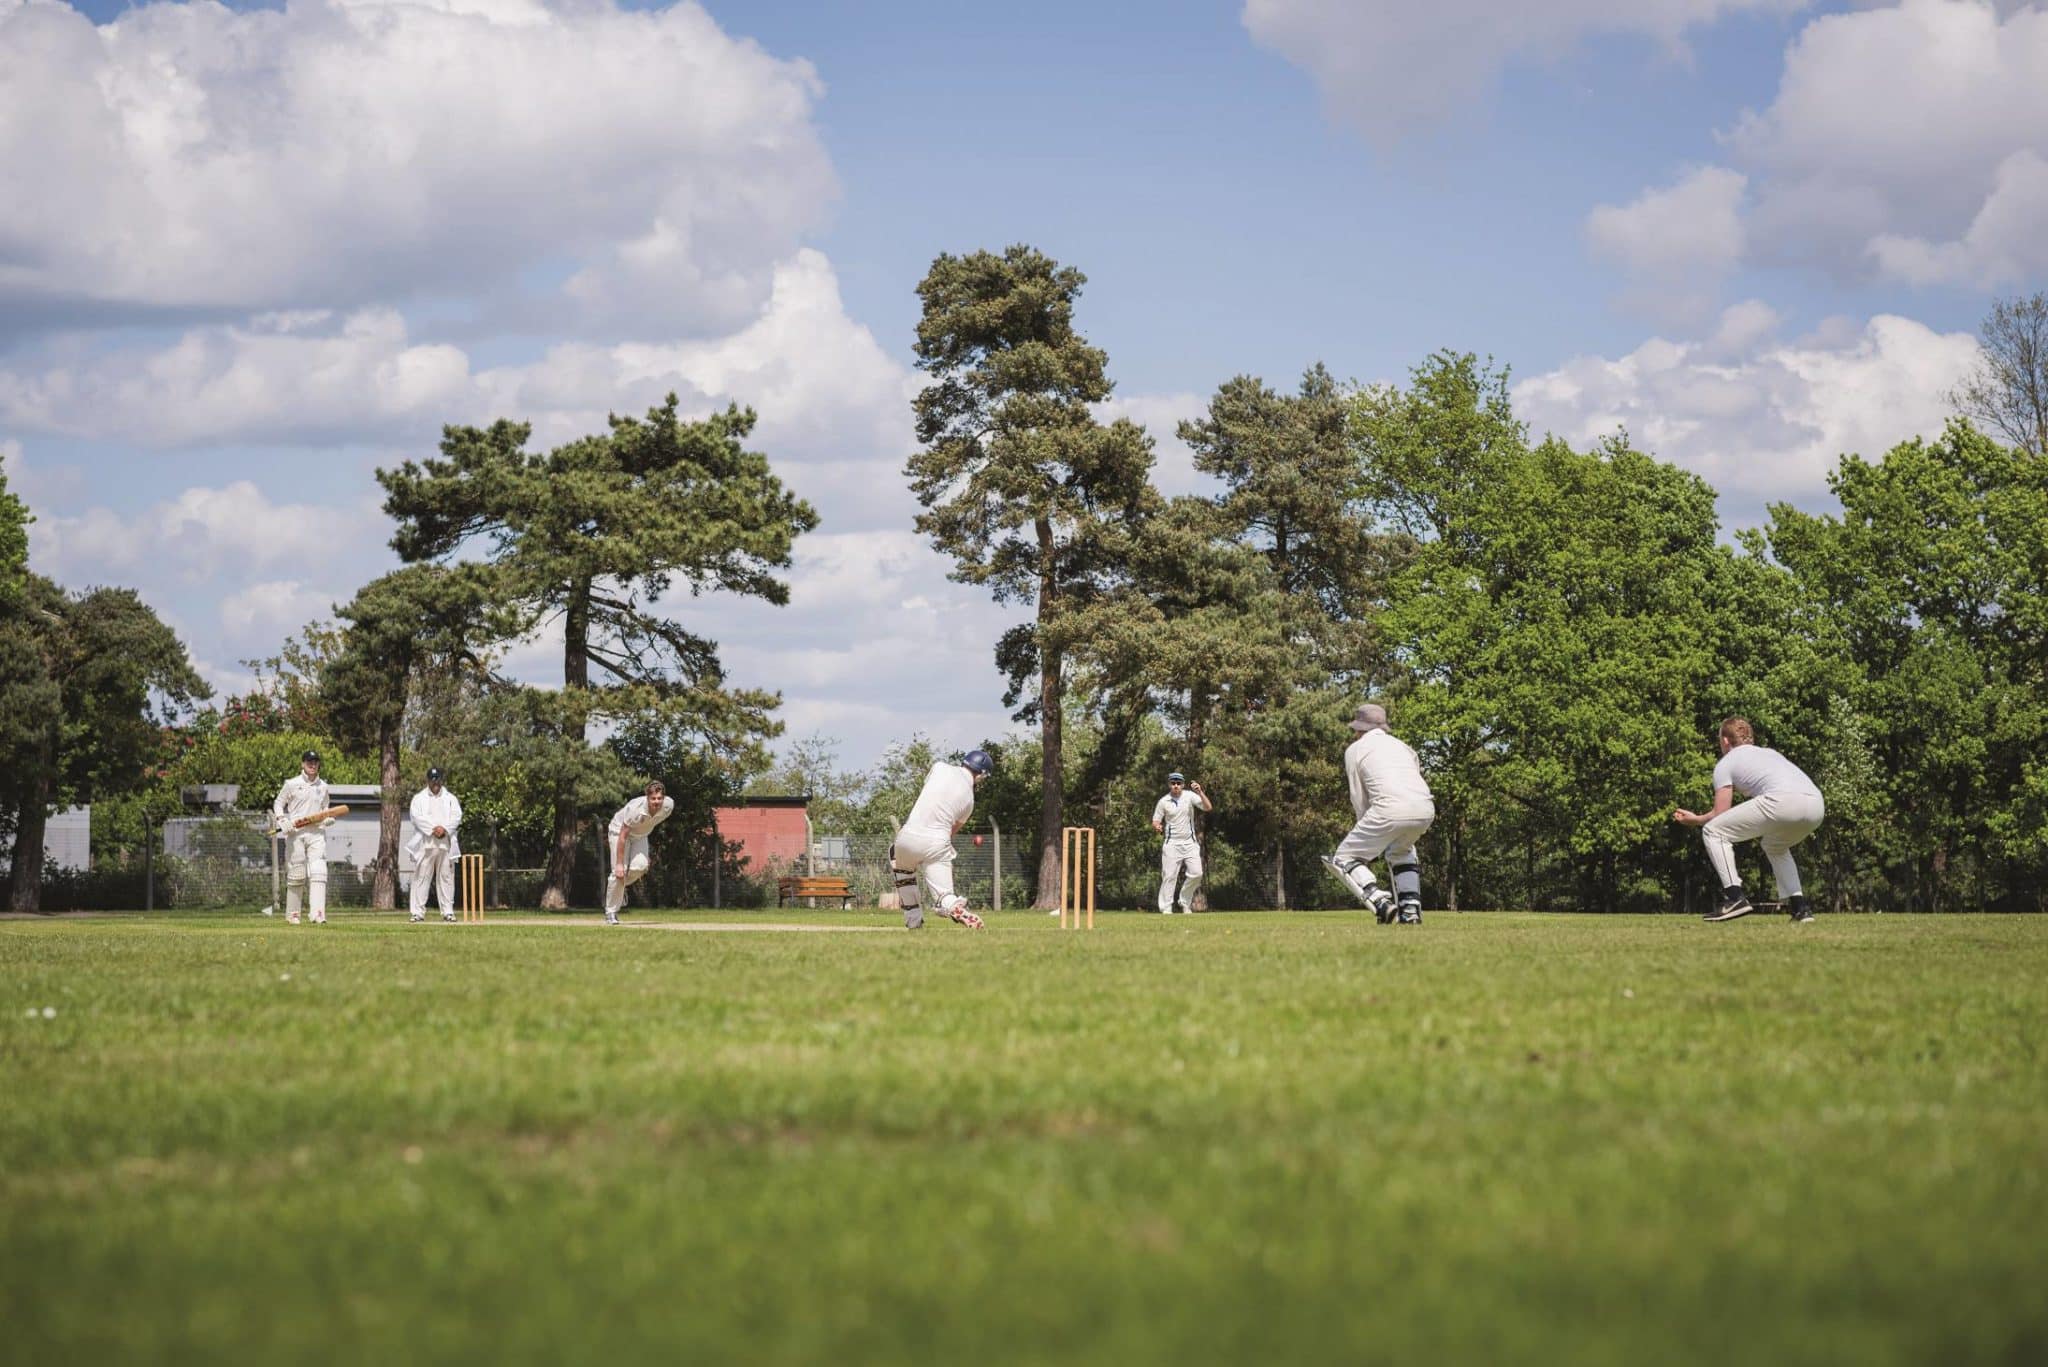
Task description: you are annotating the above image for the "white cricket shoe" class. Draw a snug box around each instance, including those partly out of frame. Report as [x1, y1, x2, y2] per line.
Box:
[410, 913, 424, 923]
[604, 913, 619, 925]
[442, 912, 457, 923]
[286, 910, 301, 925]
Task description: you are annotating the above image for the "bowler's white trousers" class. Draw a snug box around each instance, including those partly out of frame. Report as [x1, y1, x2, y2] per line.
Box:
[1158, 839, 1202, 913]
[605, 832, 650, 914]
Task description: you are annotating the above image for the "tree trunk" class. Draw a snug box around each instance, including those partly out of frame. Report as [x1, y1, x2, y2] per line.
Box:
[6, 771, 52, 913]
[1269, 840, 1288, 910]
[1188, 690, 1209, 911]
[1032, 520, 1064, 911]
[542, 582, 592, 910]
[372, 719, 401, 909]
[1444, 814, 1460, 913]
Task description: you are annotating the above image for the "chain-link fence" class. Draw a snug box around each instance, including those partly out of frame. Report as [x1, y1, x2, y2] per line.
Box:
[793, 832, 1030, 911]
[24, 813, 1034, 912]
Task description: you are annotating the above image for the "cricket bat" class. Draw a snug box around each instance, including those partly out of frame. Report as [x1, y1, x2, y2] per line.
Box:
[289, 805, 349, 829]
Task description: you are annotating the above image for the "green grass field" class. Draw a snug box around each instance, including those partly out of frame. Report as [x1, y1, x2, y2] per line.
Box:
[4, 909, 2044, 1366]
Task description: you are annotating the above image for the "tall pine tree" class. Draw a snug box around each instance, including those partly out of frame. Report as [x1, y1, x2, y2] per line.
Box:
[908, 247, 1157, 908]
[379, 398, 816, 909]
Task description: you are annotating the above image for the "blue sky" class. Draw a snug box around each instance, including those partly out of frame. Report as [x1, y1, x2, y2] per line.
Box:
[5, 0, 2042, 770]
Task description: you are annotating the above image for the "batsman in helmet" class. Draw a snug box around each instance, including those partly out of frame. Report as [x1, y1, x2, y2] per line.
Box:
[273, 749, 339, 925]
[889, 750, 992, 930]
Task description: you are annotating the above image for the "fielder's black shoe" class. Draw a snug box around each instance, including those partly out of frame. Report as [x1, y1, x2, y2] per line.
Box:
[1787, 895, 1814, 923]
[1704, 889, 1756, 923]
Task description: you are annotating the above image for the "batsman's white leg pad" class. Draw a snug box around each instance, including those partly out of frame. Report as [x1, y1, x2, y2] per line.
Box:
[1320, 854, 1377, 903]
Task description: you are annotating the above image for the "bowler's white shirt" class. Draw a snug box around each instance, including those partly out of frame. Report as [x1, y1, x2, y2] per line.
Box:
[1152, 791, 1208, 842]
[609, 796, 674, 839]
[904, 763, 975, 840]
[1713, 744, 1821, 800]
[1344, 729, 1435, 820]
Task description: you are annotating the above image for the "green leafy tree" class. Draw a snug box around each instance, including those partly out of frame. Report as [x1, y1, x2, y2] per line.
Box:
[1169, 365, 1401, 906]
[1356, 356, 1728, 911]
[1950, 291, 2048, 456]
[239, 622, 348, 740]
[858, 734, 940, 835]
[747, 732, 867, 835]
[0, 449, 28, 609]
[0, 578, 207, 911]
[908, 246, 1158, 906]
[1763, 421, 2048, 909]
[607, 713, 752, 906]
[323, 565, 517, 908]
[1349, 354, 1528, 908]
[378, 396, 817, 909]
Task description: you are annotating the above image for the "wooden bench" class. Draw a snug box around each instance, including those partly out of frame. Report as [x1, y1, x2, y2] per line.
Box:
[777, 875, 854, 908]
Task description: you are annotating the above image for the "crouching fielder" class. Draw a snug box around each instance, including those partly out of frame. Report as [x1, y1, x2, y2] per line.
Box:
[1321, 704, 1433, 925]
[605, 781, 672, 925]
[1673, 718, 1824, 924]
[890, 750, 992, 930]
[273, 749, 335, 926]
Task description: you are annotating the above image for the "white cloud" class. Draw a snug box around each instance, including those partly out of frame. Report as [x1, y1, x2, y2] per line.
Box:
[0, 310, 472, 444]
[1597, 0, 2048, 291]
[1514, 303, 1981, 514]
[0, 0, 833, 334]
[1867, 148, 2048, 287]
[0, 254, 915, 499]
[1585, 167, 1749, 323]
[27, 480, 386, 584]
[512, 249, 921, 464]
[0, 436, 87, 508]
[700, 530, 1025, 757]
[1096, 392, 1215, 499]
[1242, 0, 1806, 139]
[219, 578, 340, 642]
[480, 528, 1023, 765]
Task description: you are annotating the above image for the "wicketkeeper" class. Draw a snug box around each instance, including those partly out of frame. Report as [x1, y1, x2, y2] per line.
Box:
[272, 749, 336, 926]
[605, 780, 673, 925]
[406, 766, 463, 923]
[1672, 717, 1825, 923]
[1321, 704, 1434, 924]
[889, 750, 992, 930]
[1151, 772, 1212, 914]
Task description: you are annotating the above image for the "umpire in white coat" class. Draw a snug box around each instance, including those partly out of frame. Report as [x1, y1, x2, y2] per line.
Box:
[1321, 704, 1434, 925]
[407, 767, 463, 923]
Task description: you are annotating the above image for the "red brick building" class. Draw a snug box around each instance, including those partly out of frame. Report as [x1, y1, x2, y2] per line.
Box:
[713, 796, 809, 873]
